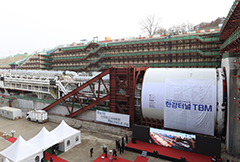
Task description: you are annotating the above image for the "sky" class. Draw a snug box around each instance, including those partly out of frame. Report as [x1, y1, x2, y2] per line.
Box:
[0, 0, 234, 58]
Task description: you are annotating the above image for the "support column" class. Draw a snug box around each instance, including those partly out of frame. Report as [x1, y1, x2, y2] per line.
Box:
[9, 98, 13, 107]
[110, 68, 116, 113]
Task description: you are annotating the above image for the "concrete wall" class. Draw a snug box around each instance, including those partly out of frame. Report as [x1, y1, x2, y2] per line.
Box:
[17, 99, 34, 109]
[0, 98, 96, 120]
[48, 114, 131, 136]
[222, 57, 240, 156]
[0, 99, 10, 107]
[0, 98, 131, 137]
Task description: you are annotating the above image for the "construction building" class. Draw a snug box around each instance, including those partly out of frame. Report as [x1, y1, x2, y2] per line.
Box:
[2, 29, 222, 72]
[0, 0, 240, 157]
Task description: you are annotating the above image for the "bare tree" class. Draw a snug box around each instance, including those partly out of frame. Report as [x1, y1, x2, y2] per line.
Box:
[167, 22, 194, 33]
[186, 21, 194, 31]
[157, 27, 167, 35]
[140, 15, 161, 36]
[167, 26, 175, 33]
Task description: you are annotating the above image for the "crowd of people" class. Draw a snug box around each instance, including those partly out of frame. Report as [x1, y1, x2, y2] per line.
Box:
[40, 134, 129, 161]
[90, 134, 129, 160]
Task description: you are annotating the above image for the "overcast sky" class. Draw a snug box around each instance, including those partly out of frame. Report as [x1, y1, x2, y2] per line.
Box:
[0, 0, 234, 58]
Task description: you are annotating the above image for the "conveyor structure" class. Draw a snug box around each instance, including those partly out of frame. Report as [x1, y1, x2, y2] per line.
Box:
[0, 69, 110, 100]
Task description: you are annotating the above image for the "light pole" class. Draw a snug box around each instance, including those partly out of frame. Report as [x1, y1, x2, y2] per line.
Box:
[101, 156, 104, 162]
[109, 150, 112, 162]
[10, 130, 16, 137]
[3, 132, 7, 140]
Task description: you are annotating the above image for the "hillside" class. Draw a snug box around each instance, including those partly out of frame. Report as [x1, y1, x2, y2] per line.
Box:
[194, 17, 225, 30]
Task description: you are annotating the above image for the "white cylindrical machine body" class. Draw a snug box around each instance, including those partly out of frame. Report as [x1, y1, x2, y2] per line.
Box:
[141, 68, 224, 136]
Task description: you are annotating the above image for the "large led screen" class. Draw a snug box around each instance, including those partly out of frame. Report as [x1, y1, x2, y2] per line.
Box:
[150, 127, 196, 152]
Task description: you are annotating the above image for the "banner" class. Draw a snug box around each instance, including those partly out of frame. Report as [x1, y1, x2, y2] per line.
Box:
[96, 110, 130, 127]
[164, 78, 216, 136]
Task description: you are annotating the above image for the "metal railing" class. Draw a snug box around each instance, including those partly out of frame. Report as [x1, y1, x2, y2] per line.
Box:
[220, 0, 240, 34]
[221, 26, 240, 50]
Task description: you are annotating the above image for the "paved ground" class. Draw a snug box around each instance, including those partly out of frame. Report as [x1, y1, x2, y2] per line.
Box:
[0, 116, 239, 162]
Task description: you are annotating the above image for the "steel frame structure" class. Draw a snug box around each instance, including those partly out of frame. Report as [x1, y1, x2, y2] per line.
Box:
[220, 1, 240, 132]
[231, 115, 240, 127]
[43, 66, 149, 126]
[43, 68, 110, 117]
[109, 66, 148, 126]
[220, 0, 240, 41]
[140, 117, 164, 129]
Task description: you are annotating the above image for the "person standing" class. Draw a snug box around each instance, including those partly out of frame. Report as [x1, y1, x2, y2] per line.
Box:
[126, 135, 128, 144]
[117, 140, 120, 151]
[55, 144, 59, 154]
[116, 139, 118, 149]
[90, 148, 93, 157]
[122, 137, 125, 148]
[113, 149, 117, 159]
[101, 144, 106, 153]
[119, 144, 122, 154]
[51, 147, 54, 154]
[104, 147, 108, 158]
[50, 157, 53, 162]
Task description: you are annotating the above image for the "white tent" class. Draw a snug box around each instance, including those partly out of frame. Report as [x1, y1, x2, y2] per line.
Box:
[50, 120, 81, 152]
[0, 136, 43, 162]
[28, 127, 63, 151]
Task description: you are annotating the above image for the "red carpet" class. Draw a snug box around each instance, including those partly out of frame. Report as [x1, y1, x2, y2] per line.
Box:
[45, 152, 68, 162]
[93, 154, 132, 162]
[133, 156, 148, 162]
[7, 137, 17, 143]
[126, 140, 212, 162]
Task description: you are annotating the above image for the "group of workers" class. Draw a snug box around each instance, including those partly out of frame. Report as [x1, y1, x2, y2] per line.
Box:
[90, 134, 129, 160]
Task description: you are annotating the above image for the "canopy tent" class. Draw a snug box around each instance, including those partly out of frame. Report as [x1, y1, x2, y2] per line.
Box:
[28, 127, 63, 151]
[50, 120, 81, 152]
[0, 136, 43, 162]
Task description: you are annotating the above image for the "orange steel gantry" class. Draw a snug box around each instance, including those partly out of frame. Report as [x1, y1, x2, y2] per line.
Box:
[220, 0, 240, 53]
[43, 66, 149, 126]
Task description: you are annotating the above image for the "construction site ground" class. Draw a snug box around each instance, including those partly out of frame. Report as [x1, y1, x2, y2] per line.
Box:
[0, 116, 239, 162]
